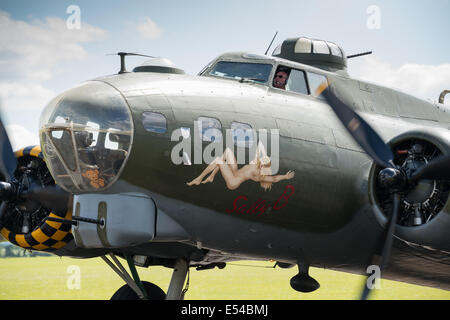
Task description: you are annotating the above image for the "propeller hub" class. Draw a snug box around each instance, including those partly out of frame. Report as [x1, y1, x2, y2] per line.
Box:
[377, 167, 406, 191]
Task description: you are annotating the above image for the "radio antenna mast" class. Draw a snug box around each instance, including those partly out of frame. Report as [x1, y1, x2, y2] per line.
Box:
[107, 52, 155, 74]
[264, 31, 278, 55]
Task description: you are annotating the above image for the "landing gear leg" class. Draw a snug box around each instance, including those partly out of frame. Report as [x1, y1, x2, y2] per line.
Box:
[166, 258, 189, 300]
[103, 253, 165, 300]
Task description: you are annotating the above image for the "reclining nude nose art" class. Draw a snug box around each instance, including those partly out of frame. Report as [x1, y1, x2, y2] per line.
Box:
[187, 142, 295, 191]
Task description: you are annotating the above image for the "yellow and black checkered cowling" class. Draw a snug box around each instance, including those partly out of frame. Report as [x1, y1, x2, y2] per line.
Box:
[0, 146, 74, 252]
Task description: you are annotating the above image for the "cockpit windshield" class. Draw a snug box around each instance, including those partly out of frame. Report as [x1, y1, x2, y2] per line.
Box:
[209, 61, 272, 84]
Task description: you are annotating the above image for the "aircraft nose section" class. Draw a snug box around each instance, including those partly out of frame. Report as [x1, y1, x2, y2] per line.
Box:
[39, 81, 133, 193]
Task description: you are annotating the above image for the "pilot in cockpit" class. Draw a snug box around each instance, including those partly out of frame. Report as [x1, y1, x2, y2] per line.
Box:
[273, 67, 290, 90]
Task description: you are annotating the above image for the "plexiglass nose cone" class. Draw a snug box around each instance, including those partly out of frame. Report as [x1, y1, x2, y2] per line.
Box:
[39, 81, 133, 193]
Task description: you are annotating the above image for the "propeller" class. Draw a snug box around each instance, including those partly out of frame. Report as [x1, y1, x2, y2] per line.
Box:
[316, 82, 395, 169]
[0, 118, 18, 181]
[360, 193, 400, 300]
[21, 184, 70, 213]
[409, 155, 450, 181]
[0, 118, 17, 222]
[316, 81, 450, 299]
[0, 118, 70, 227]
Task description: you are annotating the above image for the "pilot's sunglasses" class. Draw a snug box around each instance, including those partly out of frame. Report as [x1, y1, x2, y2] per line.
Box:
[276, 74, 286, 79]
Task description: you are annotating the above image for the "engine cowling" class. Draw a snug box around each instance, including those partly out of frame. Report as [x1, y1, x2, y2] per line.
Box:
[0, 146, 73, 252]
[369, 129, 450, 252]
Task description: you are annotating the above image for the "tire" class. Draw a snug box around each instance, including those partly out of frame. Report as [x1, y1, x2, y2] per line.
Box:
[111, 281, 166, 300]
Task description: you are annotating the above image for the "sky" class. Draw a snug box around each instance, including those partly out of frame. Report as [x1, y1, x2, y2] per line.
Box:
[0, 0, 449, 149]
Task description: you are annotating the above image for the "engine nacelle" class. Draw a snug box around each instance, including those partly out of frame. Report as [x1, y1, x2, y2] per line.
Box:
[369, 129, 450, 252]
[0, 146, 73, 252]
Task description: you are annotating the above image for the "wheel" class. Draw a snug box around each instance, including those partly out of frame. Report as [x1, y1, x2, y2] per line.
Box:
[110, 281, 166, 300]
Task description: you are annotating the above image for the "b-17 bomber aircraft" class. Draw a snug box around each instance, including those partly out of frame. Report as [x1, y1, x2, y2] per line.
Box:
[0, 36, 449, 300]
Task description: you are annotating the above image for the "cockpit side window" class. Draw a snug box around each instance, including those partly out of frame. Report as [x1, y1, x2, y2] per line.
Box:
[272, 65, 308, 95]
[286, 69, 308, 95]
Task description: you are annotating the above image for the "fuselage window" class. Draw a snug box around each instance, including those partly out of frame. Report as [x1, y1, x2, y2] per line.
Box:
[307, 72, 328, 98]
[142, 111, 167, 133]
[231, 122, 254, 148]
[196, 117, 222, 142]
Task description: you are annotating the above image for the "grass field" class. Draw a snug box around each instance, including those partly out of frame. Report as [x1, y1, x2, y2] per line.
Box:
[0, 256, 449, 300]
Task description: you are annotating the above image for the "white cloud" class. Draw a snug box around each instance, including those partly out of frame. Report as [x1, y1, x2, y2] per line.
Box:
[0, 11, 107, 82]
[137, 17, 162, 39]
[5, 124, 40, 150]
[351, 56, 450, 105]
[0, 82, 56, 113]
[0, 10, 107, 149]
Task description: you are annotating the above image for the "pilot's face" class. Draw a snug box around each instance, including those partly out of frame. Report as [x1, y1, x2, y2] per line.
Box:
[273, 71, 288, 89]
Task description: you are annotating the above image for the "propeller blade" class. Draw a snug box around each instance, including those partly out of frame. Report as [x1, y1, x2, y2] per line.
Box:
[0, 201, 7, 222]
[21, 185, 69, 213]
[361, 193, 400, 300]
[410, 155, 450, 182]
[0, 119, 18, 180]
[317, 82, 395, 169]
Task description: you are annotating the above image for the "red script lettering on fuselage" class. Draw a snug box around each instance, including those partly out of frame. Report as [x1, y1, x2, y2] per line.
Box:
[226, 185, 295, 215]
